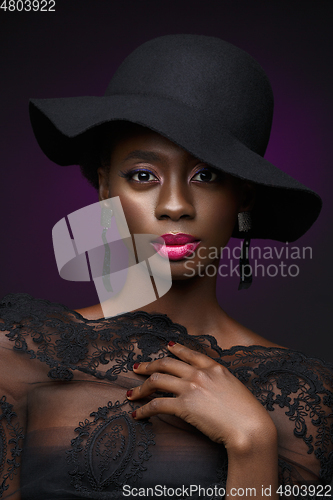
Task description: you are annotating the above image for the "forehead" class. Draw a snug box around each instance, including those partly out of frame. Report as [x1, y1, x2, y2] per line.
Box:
[105, 123, 195, 164]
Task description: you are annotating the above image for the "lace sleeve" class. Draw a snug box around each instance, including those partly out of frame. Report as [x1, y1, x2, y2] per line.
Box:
[0, 308, 26, 498]
[0, 398, 23, 499]
[226, 348, 333, 497]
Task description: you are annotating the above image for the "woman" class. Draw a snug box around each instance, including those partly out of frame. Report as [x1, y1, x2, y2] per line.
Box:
[0, 35, 332, 499]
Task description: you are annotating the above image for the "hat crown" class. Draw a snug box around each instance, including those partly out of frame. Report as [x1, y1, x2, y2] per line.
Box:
[105, 35, 274, 155]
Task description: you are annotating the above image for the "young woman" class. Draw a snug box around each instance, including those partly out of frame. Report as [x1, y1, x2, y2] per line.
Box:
[0, 35, 332, 499]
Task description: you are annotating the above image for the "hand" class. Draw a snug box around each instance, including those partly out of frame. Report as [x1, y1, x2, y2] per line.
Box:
[127, 342, 276, 450]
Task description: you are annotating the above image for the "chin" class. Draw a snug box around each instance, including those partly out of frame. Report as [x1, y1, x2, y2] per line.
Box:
[168, 260, 203, 281]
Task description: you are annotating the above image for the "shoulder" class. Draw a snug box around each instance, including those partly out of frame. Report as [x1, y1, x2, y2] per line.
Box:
[0, 292, 72, 346]
[0, 293, 88, 381]
[220, 344, 333, 431]
[223, 344, 333, 388]
[216, 313, 332, 382]
[74, 302, 104, 320]
[0, 292, 70, 321]
[215, 312, 286, 350]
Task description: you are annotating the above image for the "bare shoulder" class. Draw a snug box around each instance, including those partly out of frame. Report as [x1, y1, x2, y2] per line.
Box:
[215, 312, 287, 350]
[74, 303, 103, 320]
[239, 328, 286, 349]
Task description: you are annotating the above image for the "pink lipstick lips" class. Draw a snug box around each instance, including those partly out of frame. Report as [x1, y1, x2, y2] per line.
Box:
[151, 233, 201, 261]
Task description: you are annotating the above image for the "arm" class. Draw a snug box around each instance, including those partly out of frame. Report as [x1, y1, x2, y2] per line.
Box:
[0, 302, 32, 500]
[0, 340, 24, 500]
[128, 342, 279, 499]
[225, 421, 278, 500]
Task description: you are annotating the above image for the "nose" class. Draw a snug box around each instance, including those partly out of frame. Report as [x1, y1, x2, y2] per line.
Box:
[154, 178, 196, 221]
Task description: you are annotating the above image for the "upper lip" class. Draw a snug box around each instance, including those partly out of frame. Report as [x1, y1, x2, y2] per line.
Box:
[160, 233, 199, 245]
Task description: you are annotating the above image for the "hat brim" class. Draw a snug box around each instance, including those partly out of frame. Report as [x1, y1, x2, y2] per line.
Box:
[29, 95, 322, 242]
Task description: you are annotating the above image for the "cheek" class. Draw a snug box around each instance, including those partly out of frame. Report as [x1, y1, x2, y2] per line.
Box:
[109, 183, 156, 234]
[201, 192, 240, 246]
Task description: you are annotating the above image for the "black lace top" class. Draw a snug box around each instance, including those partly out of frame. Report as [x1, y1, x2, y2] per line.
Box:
[0, 293, 332, 499]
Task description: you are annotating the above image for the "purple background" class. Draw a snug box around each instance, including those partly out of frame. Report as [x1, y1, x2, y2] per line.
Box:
[1, 0, 332, 360]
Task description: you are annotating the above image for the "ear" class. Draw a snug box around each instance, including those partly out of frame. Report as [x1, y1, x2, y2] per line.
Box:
[239, 181, 256, 212]
[97, 167, 110, 201]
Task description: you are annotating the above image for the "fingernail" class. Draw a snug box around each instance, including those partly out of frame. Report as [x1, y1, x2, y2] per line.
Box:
[126, 389, 133, 398]
[168, 341, 176, 347]
[133, 363, 140, 370]
[132, 410, 136, 419]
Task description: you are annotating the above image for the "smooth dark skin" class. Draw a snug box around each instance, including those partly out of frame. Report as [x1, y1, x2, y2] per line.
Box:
[76, 125, 280, 499]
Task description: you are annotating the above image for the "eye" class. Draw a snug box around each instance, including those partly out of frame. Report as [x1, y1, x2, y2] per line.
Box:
[191, 169, 218, 182]
[131, 170, 157, 182]
[119, 169, 158, 182]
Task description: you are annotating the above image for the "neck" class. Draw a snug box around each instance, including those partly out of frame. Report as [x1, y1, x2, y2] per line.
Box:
[77, 259, 232, 340]
[128, 260, 232, 339]
[74, 260, 266, 350]
[143, 273, 224, 331]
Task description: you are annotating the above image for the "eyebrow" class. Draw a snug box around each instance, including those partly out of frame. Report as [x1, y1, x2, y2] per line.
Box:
[121, 150, 161, 163]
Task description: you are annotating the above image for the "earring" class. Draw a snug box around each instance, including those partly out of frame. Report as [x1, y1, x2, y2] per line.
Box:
[238, 212, 252, 290]
[101, 206, 113, 292]
[101, 206, 113, 229]
[238, 211, 252, 233]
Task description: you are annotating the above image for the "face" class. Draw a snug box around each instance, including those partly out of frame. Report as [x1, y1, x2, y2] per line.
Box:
[98, 125, 254, 280]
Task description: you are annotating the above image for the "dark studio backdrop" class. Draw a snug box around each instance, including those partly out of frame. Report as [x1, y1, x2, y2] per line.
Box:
[1, 0, 332, 361]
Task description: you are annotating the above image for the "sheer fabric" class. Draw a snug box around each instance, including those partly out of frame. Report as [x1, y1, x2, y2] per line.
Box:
[0, 293, 332, 499]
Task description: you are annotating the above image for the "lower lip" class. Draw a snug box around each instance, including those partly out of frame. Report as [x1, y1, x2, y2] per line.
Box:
[151, 241, 201, 261]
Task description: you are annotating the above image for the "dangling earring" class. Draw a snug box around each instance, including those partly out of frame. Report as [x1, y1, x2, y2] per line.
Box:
[101, 206, 113, 292]
[238, 212, 252, 290]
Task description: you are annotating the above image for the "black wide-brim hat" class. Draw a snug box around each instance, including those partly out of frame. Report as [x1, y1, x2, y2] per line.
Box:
[29, 34, 321, 242]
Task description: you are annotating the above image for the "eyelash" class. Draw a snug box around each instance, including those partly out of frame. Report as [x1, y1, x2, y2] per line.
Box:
[119, 168, 158, 182]
[191, 169, 218, 182]
[119, 167, 220, 183]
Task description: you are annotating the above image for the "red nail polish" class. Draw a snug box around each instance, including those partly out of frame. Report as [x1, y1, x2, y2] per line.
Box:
[133, 363, 140, 370]
[127, 389, 133, 398]
[132, 410, 136, 418]
[168, 341, 176, 347]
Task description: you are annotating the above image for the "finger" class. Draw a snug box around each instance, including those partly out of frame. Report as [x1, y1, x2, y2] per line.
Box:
[132, 356, 194, 378]
[128, 372, 187, 400]
[132, 397, 178, 420]
[167, 341, 213, 369]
